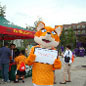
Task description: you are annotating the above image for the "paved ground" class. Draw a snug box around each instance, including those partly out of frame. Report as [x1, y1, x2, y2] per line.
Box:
[0, 56, 86, 86]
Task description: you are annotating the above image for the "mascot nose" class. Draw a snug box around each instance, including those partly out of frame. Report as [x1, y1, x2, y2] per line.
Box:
[47, 32, 51, 34]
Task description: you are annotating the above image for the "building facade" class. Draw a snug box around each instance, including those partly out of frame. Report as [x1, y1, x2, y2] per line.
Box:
[63, 22, 86, 48]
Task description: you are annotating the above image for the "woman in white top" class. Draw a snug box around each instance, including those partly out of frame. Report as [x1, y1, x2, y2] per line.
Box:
[60, 45, 72, 84]
[63, 49, 72, 64]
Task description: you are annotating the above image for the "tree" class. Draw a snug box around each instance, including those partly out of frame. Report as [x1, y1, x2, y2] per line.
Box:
[0, 3, 12, 46]
[34, 17, 42, 28]
[77, 36, 86, 43]
[0, 3, 6, 17]
[60, 28, 66, 46]
[60, 28, 76, 49]
[66, 28, 76, 49]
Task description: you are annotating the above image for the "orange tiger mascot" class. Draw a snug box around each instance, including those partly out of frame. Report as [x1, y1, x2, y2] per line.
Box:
[25, 21, 63, 86]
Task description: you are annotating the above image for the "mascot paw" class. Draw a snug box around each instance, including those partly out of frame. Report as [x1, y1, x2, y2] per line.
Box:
[29, 54, 36, 62]
[25, 54, 36, 65]
[54, 59, 62, 69]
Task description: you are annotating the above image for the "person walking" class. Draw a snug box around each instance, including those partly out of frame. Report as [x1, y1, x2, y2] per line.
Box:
[0, 42, 11, 83]
[60, 45, 72, 84]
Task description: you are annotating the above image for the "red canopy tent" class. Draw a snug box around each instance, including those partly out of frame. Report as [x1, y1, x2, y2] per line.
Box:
[0, 16, 35, 40]
[0, 25, 35, 40]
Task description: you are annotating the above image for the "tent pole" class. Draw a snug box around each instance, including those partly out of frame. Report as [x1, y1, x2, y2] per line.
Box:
[3, 40, 4, 46]
[2, 34, 4, 46]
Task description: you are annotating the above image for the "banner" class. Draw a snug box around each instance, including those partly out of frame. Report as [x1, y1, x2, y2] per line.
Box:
[34, 48, 58, 64]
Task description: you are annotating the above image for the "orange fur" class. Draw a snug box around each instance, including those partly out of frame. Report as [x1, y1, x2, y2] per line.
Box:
[35, 26, 60, 42]
[26, 21, 63, 85]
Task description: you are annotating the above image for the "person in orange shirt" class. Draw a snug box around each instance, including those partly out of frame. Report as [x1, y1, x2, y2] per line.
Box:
[14, 50, 26, 83]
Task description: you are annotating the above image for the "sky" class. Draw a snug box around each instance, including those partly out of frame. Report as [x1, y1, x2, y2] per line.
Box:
[0, 0, 86, 28]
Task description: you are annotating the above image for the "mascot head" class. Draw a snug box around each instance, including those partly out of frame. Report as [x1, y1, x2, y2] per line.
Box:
[34, 21, 63, 48]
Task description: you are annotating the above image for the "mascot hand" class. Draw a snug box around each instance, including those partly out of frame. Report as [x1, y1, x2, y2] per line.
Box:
[53, 58, 62, 69]
[25, 54, 36, 65]
[29, 54, 36, 62]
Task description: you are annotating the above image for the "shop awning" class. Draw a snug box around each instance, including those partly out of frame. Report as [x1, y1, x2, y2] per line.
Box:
[0, 25, 35, 40]
[0, 16, 35, 40]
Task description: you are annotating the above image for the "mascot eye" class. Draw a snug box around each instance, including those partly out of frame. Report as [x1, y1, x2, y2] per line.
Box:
[51, 31, 56, 35]
[41, 29, 46, 32]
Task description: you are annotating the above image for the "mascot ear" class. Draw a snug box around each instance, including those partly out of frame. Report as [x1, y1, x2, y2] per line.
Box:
[55, 25, 63, 36]
[37, 21, 45, 31]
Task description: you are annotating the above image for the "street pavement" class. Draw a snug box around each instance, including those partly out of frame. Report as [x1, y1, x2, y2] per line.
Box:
[0, 56, 86, 86]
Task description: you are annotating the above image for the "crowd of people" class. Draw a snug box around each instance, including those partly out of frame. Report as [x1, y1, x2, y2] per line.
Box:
[0, 42, 27, 84]
[0, 42, 74, 85]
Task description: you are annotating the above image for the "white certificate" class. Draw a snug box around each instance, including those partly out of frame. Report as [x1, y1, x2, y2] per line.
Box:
[34, 48, 58, 64]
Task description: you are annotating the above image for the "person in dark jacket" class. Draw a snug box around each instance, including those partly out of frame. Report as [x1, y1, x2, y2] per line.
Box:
[0, 42, 11, 83]
[10, 44, 19, 62]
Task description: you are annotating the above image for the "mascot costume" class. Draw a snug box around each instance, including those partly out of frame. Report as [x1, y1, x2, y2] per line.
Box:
[25, 21, 63, 86]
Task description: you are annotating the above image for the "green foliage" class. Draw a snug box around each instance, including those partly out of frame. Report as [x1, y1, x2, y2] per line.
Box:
[23, 39, 35, 48]
[0, 40, 12, 47]
[0, 3, 6, 17]
[18, 47, 25, 51]
[60, 28, 76, 49]
[60, 28, 65, 45]
[23, 39, 29, 47]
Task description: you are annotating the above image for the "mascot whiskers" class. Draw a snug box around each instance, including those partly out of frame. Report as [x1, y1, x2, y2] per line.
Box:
[25, 21, 63, 86]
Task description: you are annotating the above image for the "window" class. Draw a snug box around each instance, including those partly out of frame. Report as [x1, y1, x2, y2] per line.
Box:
[82, 30, 85, 34]
[64, 27, 68, 30]
[68, 26, 71, 28]
[73, 25, 76, 29]
[77, 30, 81, 34]
[82, 25, 85, 28]
[74, 31, 76, 34]
[65, 31, 68, 35]
[77, 25, 81, 29]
